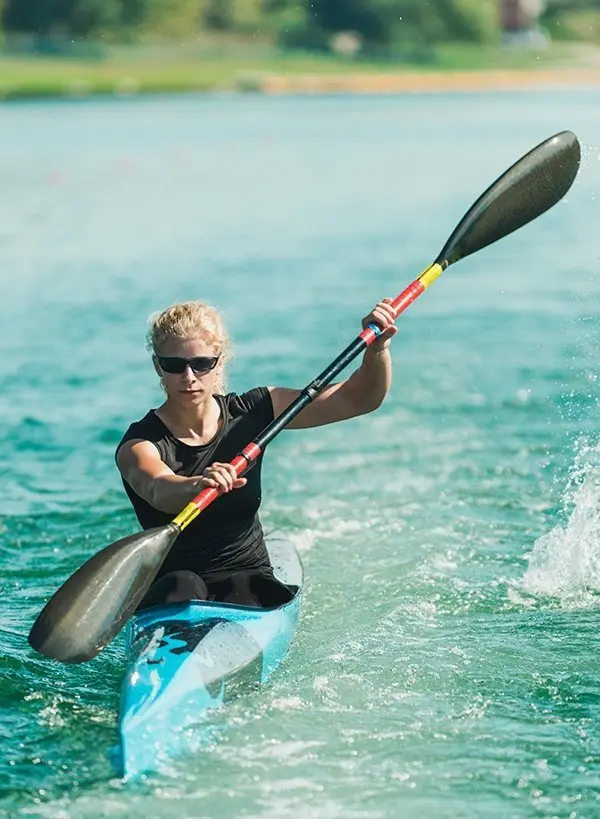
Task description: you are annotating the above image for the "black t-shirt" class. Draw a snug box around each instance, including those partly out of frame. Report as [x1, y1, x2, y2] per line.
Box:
[115, 387, 275, 582]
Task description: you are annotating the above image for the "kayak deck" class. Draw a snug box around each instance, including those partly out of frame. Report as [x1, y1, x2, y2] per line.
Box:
[117, 533, 303, 778]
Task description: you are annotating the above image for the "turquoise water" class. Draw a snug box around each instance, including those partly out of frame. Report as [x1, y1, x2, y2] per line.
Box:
[2, 90, 600, 817]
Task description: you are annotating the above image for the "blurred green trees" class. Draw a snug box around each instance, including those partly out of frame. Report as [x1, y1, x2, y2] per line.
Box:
[0, 0, 595, 48]
[300, 0, 498, 47]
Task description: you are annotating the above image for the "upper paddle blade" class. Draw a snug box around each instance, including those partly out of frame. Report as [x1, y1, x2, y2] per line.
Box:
[28, 524, 179, 664]
[437, 130, 581, 267]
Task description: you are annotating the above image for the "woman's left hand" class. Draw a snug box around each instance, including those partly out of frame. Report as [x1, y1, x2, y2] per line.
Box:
[362, 298, 398, 351]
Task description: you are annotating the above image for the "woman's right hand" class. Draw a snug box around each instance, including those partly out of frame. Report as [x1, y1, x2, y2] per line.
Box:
[198, 462, 247, 493]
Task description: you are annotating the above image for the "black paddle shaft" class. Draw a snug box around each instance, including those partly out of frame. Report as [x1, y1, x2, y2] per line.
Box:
[255, 336, 369, 450]
[27, 129, 581, 665]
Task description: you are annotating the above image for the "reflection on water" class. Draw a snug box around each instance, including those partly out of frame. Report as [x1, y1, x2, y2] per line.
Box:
[1, 91, 600, 817]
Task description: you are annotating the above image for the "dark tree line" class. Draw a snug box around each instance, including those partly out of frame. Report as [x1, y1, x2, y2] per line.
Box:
[1, 0, 596, 46]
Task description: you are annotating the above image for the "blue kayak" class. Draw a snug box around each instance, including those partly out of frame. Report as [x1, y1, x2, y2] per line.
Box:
[117, 533, 303, 778]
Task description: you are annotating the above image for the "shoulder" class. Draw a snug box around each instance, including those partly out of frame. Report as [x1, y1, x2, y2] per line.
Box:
[224, 387, 274, 419]
[116, 410, 165, 456]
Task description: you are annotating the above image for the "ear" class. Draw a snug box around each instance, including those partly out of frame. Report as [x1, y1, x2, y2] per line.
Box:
[152, 355, 162, 378]
[213, 357, 224, 391]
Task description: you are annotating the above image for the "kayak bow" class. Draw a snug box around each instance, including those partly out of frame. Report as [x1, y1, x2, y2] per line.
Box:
[117, 533, 303, 778]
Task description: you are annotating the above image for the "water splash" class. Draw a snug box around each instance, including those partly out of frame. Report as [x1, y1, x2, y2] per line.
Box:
[522, 438, 600, 603]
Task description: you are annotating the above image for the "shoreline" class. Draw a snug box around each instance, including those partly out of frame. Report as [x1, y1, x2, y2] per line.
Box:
[1, 64, 600, 101]
[259, 68, 600, 95]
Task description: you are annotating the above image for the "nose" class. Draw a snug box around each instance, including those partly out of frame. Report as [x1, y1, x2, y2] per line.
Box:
[181, 364, 196, 381]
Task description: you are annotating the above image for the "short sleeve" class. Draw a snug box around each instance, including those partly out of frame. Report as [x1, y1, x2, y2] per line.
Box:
[228, 387, 274, 426]
[115, 411, 167, 461]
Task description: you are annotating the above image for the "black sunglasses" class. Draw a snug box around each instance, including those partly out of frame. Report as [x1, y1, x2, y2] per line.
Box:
[155, 355, 220, 375]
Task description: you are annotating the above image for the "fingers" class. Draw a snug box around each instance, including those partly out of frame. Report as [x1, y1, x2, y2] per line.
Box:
[201, 463, 247, 493]
[363, 298, 397, 333]
[381, 325, 398, 340]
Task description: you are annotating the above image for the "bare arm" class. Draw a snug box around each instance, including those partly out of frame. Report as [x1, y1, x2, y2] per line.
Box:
[116, 440, 246, 514]
[269, 299, 397, 430]
[117, 300, 397, 506]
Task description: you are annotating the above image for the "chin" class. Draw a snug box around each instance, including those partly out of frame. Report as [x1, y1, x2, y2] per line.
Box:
[178, 391, 204, 400]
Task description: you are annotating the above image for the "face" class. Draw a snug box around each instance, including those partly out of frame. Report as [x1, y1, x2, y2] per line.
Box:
[154, 337, 223, 404]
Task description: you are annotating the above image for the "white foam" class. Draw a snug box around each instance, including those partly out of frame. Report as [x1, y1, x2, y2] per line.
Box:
[521, 438, 600, 604]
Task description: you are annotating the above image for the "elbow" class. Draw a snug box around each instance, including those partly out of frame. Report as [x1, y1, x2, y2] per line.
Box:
[149, 485, 177, 515]
[148, 486, 163, 513]
[364, 395, 386, 414]
[352, 389, 387, 416]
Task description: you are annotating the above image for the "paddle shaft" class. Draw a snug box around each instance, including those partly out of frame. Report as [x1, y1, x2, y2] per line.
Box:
[26, 131, 581, 666]
[172, 261, 446, 531]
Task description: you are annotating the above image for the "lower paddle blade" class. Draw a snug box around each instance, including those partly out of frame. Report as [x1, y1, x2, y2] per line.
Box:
[28, 524, 179, 664]
[437, 130, 580, 267]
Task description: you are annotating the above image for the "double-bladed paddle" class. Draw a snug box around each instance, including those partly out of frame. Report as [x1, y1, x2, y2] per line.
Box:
[29, 130, 581, 664]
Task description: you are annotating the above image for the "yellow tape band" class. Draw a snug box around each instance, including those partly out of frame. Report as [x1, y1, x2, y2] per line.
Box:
[172, 502, 200, 531]
[418, 263, 444, 290]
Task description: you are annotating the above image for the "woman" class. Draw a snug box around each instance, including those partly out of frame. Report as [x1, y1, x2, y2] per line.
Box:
[116, 298, 397, 609]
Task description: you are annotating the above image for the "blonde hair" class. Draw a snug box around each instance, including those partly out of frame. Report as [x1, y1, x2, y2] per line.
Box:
[147, 301, 231, 393]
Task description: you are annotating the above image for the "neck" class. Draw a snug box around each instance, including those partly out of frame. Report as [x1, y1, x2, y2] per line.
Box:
[158, 393, 221, 440]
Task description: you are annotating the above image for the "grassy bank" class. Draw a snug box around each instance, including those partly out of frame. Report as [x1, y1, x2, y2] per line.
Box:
[0, 41, 598, 100]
